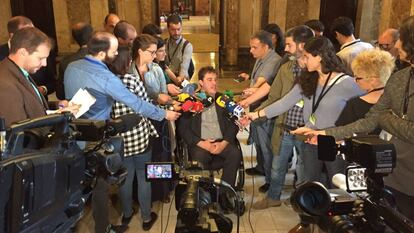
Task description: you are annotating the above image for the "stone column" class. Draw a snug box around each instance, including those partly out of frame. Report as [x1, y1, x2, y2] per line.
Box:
[268, 0, 287, 31]
[0, 0, 12, 43]
[225, 0, 239, 66]
[53, 0, 72, 53]
[139, 0, 154, 31]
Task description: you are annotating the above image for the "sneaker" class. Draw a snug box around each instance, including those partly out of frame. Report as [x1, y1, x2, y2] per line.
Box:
[245, 167, 265, 176]
[142, 212, 158, 231]
[258, 183, 270, 193]
[252, 197, 282, 210]
[107, 224, 128, 233]
[121, 208, 135, 226]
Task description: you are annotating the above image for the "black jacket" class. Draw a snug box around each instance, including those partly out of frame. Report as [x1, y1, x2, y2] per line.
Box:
[177, 101, 239, 148]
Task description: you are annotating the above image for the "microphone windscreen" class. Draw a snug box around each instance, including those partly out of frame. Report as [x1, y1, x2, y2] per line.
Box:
[181, 100, 194, 112]
[202, 96, 214, 108]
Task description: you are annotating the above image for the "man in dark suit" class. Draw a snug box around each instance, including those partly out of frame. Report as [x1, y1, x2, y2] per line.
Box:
[0, 28, 79, 232]
[177, 66, 241, 187]
[0, 16, 56, 99]
[56, 22, 93, 100]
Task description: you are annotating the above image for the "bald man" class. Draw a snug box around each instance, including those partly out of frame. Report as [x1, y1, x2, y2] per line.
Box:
[64, 31, 179, 232]
[378, 28, 409, 72]
[113, 20, 137, 46]
[103, 13, 120, 33]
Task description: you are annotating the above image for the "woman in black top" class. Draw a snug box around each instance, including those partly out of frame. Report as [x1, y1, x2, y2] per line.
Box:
[336, 49, 395, 135]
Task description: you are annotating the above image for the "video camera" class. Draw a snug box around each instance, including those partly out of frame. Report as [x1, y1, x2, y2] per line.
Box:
[289, 135, 414, 233]
[0, 113, 139, 233]
[145, 161, 238, 233]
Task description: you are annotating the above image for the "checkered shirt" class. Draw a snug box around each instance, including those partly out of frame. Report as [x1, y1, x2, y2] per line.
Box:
[283, 62, 304, 135]
[111, 74, 159, 156]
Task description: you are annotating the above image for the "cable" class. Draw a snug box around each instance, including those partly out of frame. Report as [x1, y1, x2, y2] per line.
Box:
[247, 144, 255, 233]
[162, 191, 175, 233]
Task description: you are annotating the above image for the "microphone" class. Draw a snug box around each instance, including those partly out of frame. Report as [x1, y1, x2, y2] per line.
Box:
[181, 100, 204, 113]
[201, 95, 214, 108]
[216, 94, 231, 108]
[182, 83, 198, 95]
[225, 100, 245, 120]
[174, 93, 191, 102]
[332, 173, 347, 191]
[106, 113, 142, 136]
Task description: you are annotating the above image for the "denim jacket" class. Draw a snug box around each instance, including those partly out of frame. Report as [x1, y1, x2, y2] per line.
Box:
[64, 55, 165, 121]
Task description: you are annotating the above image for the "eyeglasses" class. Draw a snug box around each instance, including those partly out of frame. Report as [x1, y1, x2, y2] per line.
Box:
[354, 76, 364, 82]
[145, 50, 157, 56]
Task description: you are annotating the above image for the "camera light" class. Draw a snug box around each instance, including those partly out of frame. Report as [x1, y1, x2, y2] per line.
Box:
[346, 165, 367, 192]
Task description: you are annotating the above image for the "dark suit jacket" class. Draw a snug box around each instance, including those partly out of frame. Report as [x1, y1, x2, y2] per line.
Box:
[56, 47, 88, 100]
[0, 58, 47, 127]
[0, 43, 56, 98]
[177, 101, 239, 148]
[0, 43, 8, 61]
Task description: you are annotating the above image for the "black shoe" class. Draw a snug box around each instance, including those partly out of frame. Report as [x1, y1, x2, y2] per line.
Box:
[107, 224, 128, 233]
[121, 208, 135, 226]
[245, 167, 265, 176]
[142, 212, 158, 231]
[258, 183, 270, 193]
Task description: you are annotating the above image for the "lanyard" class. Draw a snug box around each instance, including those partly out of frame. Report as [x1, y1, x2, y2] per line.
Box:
[84, 56, 108, 70]
[402, 70, 414, 119]
[251, 61, 263, 81]
[167, 38, 183, 62]
[312, 73, 346, 114]
[27, 75, 47, 108]
[341, 39, 360, 50]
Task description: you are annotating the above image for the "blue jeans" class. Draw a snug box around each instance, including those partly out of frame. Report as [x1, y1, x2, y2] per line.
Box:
[118, 149, 152, 222]
[267, 134, 305, 200]
[249, 118, 275, 183]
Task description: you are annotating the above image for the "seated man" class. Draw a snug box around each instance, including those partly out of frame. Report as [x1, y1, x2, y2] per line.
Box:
[177, 66, 241, 188]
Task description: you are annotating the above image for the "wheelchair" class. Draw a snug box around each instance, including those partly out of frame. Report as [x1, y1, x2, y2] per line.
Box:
[174, 134, 246, 215]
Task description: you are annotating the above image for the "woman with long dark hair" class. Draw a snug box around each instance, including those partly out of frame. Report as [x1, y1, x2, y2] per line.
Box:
[248, 36, 364, 187]
[110, 45, 161, 231]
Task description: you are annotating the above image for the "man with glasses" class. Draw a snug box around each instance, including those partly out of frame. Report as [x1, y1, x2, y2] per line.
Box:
[378, 28, 409, 72]
[64, 31, 180, 233]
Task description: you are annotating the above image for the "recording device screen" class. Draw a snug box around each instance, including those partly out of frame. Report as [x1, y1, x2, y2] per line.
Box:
[145, 162, 174, 181]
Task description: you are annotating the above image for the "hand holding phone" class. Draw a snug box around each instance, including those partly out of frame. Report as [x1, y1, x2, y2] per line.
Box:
[233, 75, 245, 83]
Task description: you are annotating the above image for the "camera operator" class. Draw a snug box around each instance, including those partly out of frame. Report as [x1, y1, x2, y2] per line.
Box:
[0, 27, 79, 233]
[64, 31, 180, 232]
[177, 66, 242, 207]
[293, 16, 414, 221]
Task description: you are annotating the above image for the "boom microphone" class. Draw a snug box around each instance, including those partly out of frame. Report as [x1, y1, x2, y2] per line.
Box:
[106, 113, 142, 136]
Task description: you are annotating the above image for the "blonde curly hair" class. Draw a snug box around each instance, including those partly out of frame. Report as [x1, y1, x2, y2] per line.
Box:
[351, 48, 395, 85]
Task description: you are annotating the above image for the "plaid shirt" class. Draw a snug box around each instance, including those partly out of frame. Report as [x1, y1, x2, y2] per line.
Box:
[111, 74, 158, 156]
[283, 62, 304, 135]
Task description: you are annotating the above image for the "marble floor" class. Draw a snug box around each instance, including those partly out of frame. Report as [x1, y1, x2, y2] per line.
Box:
[75, 16, 302, 233]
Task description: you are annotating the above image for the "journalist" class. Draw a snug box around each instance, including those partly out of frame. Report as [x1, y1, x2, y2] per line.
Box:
[294, 16, 414, 221]
[0, 27, 78, 233]
[64, 31, 180, 233]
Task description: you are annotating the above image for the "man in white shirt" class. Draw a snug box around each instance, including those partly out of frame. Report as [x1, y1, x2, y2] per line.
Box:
[331, 16, 373, 72]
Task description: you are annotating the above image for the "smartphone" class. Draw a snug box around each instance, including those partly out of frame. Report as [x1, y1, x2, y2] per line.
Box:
[145, 162, 175, 181]
[233, 75, 245, 83]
